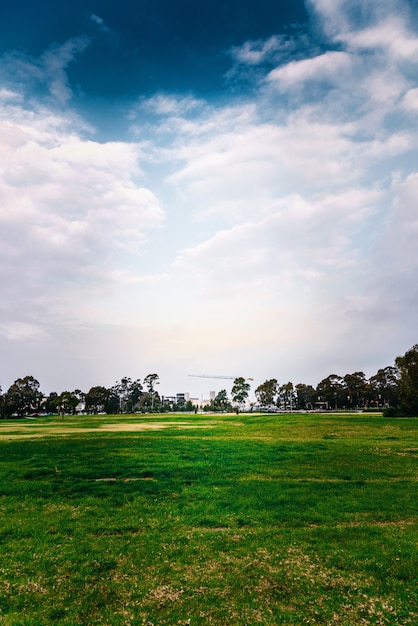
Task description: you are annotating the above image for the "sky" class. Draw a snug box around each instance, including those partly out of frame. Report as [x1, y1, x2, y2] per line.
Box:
[1, 0, 418, 398]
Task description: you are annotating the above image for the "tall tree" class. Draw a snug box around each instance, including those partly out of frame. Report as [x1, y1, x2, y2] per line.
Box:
[144, 374, 159, 395]
[144, 374, 160, 411]
[212, 389, 231, 412]
[44, 392, 59, 414]
[255, 379, 278, 408]
[56, 391, 79, 415]
[395, 344, 418, 416]
[369, 366, 399, 408]
[316, 375, 345, 409]
[4, 376, 43, 417]
[278, 382, 296, 411]
[231, 377, 251, 410]
[343, 372, 369, 409]
[112, 377, 143, 413]
[85, 386, 119, 414]
[295, 383, 316, 410]
[126, 379, 143, 412]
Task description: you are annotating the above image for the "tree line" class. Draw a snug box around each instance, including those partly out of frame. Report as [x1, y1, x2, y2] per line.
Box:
[253, 344, 418, 417]
[1, 344, 417, 418]
[0, 374, 162, 419]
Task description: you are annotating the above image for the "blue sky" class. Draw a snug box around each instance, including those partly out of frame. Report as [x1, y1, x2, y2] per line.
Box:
[1, 0, 418, 398]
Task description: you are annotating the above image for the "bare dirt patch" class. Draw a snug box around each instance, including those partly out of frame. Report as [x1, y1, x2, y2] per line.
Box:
[99, 422, 186, 432]
[0, 420, 216, 440]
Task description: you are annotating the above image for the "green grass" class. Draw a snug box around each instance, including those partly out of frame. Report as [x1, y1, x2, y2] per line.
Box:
[0, 412, 416, 625]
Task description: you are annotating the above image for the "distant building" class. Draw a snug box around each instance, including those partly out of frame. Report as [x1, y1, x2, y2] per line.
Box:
[75, 400, 86, 414]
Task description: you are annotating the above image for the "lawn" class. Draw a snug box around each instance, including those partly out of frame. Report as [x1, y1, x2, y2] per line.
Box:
[0, 412, 416, 625]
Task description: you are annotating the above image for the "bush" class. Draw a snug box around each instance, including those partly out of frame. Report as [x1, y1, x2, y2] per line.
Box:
[383, 405, 417, 417]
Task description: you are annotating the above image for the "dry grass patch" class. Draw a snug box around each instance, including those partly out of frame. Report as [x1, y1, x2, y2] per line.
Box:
[0, 420, 217, 440]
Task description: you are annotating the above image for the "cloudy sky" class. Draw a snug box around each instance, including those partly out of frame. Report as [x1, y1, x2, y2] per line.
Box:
[1, 0, 418, 397]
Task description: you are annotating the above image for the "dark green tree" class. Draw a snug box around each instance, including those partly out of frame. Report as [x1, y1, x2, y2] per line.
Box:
[185, 400, 195, 413]
[395, 344, 418, 416]
[144, 374, 160, 411]
[56, 391, 79, 415]
[44, 392, 59, 414]
[85, 386, 119, 414]
[255, 378, 278, 408]
[316, 374, 345, 409]
[127, 379, 143, 412]
[295, 383, 316, 410]
[137, 392, 161, 412]
[4, 376, 43, 417]
[369, 366, 399, 408]
[231, 377, 251, 411]
[278, 382, 296, 411]
[343, 372, 369, 409]
[112, 377, 143, 413]
[212, 389, 231, 412]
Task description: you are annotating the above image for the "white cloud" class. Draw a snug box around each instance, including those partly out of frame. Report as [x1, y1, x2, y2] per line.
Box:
[42, 38, 90, 103]
[0, 88, 22, 103]
[168, 186, 381, 305]
[402, 87, 418, 111]
[230, 35, 289, 66]
[267, 51, 352, 87]
[308, 0, 407, 37]
[0, 37, 89, 105]
[2, 1, 418, 393]
[137, 93, 204, 117]
[127, 0, 418, 386]
[374, 173, 418, 275]
[0, 98, 164, 354]
[330, 171, 418, 369]
[309, 0, 418, 62]
[164, 115, 363, 224]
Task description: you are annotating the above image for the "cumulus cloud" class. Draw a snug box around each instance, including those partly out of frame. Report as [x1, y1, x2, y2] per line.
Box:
[343, 17, 418, 59]
[126, 0, 418, 383]
[402, 87, 418, 111]
[307, 0, 406, 37]
[267, 50, 352, 87]
[1, 0, 418, 392]
[0, 90, 164, 378]
[309, 0, 418, 62]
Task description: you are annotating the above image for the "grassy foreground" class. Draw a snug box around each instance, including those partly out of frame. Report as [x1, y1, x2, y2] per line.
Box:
[0, 412, 416, 625]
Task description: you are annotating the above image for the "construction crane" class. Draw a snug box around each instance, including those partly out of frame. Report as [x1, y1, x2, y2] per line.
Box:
[189, 374, 234, 380]
[189, 375, 254, 381]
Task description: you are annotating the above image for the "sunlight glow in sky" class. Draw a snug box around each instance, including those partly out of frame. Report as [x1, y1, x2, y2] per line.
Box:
[1, 0, 417, 396]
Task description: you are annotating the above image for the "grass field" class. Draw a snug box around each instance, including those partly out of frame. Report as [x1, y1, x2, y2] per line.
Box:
[0, 412, 416, 625]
